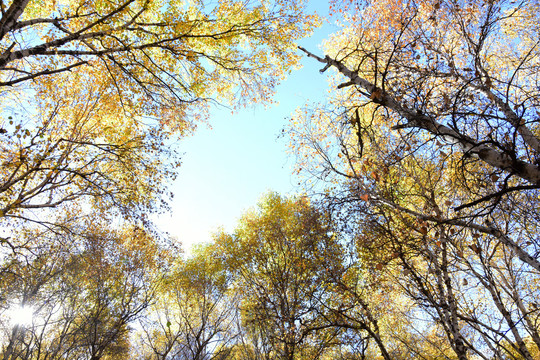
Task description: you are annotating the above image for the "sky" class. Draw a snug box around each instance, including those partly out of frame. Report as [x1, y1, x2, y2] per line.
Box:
[154, 2, 339, 251]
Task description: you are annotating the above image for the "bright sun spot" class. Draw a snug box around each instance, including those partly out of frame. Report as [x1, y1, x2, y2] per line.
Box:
[7, 305, 33, 326]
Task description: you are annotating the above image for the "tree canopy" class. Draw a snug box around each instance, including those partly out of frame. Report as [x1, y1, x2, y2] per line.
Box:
[0, 0, 319, 237]
[213, 192, 343, 360]
[288, 0, 540, 359]
[0, 1, 321, 359]
[3, 1, 540, 360]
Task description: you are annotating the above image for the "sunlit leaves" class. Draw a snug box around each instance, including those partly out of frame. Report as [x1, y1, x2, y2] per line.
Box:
[213, 192, 343, 360]
[2, 0, 320, 129]
[0, 0, 321, 242]
[289, 1, 540, 359]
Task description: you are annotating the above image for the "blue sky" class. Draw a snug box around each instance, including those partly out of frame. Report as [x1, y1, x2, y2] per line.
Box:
[155, 2, 338, 251]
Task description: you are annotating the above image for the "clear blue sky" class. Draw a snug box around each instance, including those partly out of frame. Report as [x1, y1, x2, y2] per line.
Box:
[154, 2, 338, 251]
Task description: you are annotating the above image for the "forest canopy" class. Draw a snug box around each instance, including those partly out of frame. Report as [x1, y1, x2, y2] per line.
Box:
[2, 1, 540, 360]
[287, 0, 540, 359]
[0, 0, 318, 234]
[0, 0, 320, 358]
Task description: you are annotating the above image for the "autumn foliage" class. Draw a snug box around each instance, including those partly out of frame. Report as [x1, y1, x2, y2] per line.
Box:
[2, 1, 540, 360]
[288, 0, 540, 359]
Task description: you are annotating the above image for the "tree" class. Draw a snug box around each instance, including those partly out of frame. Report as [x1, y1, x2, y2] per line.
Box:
[0, 0, 320, 240]
[0, 0, 318, 115]
[213, 192, 343, 360]
[0, 95, 178, 238]
[289, 1, 540, 359]
[137, 244, 239, 360]
[0, 219, 166, 360]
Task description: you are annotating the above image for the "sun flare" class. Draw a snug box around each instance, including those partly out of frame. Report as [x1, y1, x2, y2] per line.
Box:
[7, 305, 33, 326]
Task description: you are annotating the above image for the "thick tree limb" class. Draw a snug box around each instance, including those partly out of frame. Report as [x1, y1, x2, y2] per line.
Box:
[298, 46, 540, 185]
[0, 0, 30, 41]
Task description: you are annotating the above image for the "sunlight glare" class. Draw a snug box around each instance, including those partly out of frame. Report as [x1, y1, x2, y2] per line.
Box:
[7, 305, 33, 326]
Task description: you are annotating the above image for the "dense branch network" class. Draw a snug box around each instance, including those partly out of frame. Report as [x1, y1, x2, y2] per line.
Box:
[298, 46, 540, 186]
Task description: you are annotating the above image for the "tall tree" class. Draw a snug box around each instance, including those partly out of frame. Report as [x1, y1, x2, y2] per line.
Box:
[289, 1, 540, 359]
[213, 192, 343, 360]
[0, 0, 320, 239]
[0, 219, 166, 360]
[137, 244, 239, 360]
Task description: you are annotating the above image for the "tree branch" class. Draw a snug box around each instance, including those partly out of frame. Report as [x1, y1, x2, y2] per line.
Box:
[298, 46, 540, 185]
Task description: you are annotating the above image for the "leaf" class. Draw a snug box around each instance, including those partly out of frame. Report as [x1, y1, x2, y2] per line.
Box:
[370, 88, 383, 101]
[469, 244, 481, 254]
[360, 193, 369, 201]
